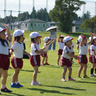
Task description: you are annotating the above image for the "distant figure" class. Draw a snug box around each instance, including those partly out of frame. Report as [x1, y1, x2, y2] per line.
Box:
[46, 26, 57, 50]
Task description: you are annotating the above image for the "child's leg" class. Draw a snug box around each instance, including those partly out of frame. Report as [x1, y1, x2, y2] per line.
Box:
[68, 66, 72, 78]
[33, 66, 38, 82]
[1, 70, 8, 89]
[62, 66, 67, 78]
[83, 64, 87, 76]
[57, 55, 61, 65]
[90, 64, 95, 75]
[45, 55, 48, 63]
[12, 68, 20, 83]
[78, 64, 83, 77]
[42, 57, 45, 64]
[0, 68, 3, 78]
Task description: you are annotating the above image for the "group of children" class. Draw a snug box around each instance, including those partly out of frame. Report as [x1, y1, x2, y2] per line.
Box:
[0, 23, 96, 94]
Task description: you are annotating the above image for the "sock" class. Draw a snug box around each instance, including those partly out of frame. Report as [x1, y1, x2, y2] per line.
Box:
[62, 77, 65, 79]
[95, 69, 96, 74]
[1, 85, 6, 89]
[15, 81, 19, 84]
[68, 77, 71, 79]
[91, 68, 94, 74]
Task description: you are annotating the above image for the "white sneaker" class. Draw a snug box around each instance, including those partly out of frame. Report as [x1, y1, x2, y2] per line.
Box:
[56, 64, 59, 66]
[90, 74, 94, 77]
[31, 81, 41, 86]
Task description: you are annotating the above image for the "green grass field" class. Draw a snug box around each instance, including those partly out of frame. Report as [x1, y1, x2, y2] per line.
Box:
[2, 31, 96, 96]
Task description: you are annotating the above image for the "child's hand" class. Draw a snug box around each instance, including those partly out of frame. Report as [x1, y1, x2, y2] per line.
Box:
[95, 56, 96, 59]
[74, 55, 78, 60]
[1, 23, 8, 28]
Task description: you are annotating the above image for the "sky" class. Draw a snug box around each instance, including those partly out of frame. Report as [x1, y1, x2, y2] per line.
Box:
[0, 0, 96, 18]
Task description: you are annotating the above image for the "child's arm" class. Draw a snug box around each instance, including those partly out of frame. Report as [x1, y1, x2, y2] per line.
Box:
[46, 39, 53, 45]
[35, 50, 47, 54]
[58, 34, 61, 42]
[50, 38, 56, 45]
[92, 50, 96, 58]
[2, 23, 12, 42]
[88, 33, 93, 45]
[24, 51, 31, 57]
[67, 53, 78, 60]
[80, 34, 84, 47]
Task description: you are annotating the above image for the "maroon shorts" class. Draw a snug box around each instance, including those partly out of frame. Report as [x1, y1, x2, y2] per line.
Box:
[60, 57, 72, 67]
[11, 57, 23, 69]
[30, 55, 40, 67]
[89, 55, 96, 64]
[58, 49, 63, 55]
[0, 54, 10, 70]
[41, 53, 47, 57]
[78, 55, 88, 64]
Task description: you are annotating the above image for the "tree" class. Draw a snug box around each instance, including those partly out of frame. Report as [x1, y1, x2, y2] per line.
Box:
[82, 11, 91, 21]
[30, 7, 37, 19]
[18, 12, 30, 21]
[81, 16, 96, 32]
[36, 8, 51, 21]
[49, 0, 85, 33]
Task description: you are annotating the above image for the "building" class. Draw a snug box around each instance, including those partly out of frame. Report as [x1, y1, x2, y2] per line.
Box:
[8, 19, 47, 31]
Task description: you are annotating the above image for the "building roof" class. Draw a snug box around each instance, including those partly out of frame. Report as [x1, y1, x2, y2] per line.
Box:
[72, 20, 83, 26]
[22, 19, 46, 23]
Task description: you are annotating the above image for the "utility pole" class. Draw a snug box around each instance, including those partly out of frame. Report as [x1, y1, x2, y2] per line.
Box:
[18, 0, 21, 15]
[95, 2, 96, 16]
[4, 0, 6, 18]
[46, 0, 48, 12]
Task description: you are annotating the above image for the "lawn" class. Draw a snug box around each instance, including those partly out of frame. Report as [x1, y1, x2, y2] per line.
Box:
[2, 31, 96, 96]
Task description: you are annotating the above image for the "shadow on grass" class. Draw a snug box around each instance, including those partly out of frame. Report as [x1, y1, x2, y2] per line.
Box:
[27, 88, 75, 95]
[1, 92, 25, 96]
[42, 85, 86, 91]
[21, 69, 34, 72]
[75, 80, 96, 84]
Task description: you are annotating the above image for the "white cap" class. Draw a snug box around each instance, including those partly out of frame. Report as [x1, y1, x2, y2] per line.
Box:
[60, 35, 64, 38]
[0, 27, 6, 32]
[44, 37, 50, 42]
[13, 29, 24, 37]
[78, 35, 82, 43]
[46, 26, 57, 31]
[63, 36, 73, 43]
[30, 32, 42, 38]
[93, 36, 96, 40]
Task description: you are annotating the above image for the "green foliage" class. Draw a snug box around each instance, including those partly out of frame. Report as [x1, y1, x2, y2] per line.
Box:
[81, 16, 96, 32]
[49, 0, 85, 33]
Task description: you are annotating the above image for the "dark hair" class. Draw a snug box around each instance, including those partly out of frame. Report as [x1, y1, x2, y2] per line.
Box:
[31, 38, 35, 43]
[0, 38, 8, 47]
[14, 36, 21, 42]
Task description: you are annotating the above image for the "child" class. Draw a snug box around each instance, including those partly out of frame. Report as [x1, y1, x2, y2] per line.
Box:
[41, 37, 56, 66]
[0, 24, 12, 93]
[57, 34, 64, 65]
[77, 34, 93, 79]
[61, 36, 78, 82]
[30, 32, 46, 85]
[10, 29, 30, 88]
[89, 36, 96, 77]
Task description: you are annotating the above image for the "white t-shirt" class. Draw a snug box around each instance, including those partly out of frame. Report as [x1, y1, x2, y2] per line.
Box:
[62, 46, 73, 60]
[31, 43, 40, 55]
[11, 42, 24, 58]
[79, 44, 88, 55]
[90, 45, 96, 55]
[42, 43, 50, 51]
[58, 42, 65, 50]
[0, 40, 9, 55]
